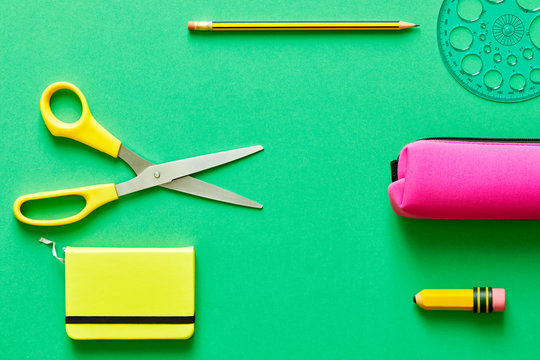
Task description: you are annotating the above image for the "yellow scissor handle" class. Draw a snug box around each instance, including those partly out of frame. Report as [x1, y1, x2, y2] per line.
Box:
[13, 184, 118, 226]
[40, 82, 122, 157]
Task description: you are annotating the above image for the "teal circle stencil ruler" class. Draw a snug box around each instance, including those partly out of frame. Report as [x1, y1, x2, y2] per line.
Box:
[437, 0, 540, 102]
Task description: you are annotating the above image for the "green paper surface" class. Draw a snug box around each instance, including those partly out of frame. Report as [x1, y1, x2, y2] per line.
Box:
[1, 0, 539, 358]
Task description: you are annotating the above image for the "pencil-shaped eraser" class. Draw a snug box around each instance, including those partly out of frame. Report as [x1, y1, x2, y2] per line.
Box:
[414, 287, 505, 313]
[491, 288, 505, 312]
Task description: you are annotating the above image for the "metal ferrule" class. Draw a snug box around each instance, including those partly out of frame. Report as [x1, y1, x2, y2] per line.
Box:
[193, 21, 212, 30]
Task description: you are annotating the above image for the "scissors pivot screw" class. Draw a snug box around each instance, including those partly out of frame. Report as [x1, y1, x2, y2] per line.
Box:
[154, 171, 160, 179]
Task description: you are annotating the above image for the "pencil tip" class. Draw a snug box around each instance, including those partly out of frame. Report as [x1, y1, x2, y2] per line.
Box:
[413, 296, 416, 303]
[399, 21, 419, 30]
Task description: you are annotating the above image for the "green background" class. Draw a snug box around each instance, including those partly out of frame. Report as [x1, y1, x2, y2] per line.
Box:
[1, 0, 539, 358]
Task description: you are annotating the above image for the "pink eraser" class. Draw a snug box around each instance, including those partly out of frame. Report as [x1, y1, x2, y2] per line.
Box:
[188, 21, 195, 30]
[492, 288, 505, 312]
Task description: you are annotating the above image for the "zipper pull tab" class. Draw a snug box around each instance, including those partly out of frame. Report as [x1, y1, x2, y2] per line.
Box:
[390, 159, 399, 182]
[39, 237, 65, 264]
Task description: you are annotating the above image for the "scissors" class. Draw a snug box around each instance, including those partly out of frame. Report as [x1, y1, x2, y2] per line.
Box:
[13, 82, 263, 226]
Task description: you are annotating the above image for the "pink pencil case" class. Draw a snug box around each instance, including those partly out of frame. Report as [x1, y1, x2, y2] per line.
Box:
[389, 138, 540, 219]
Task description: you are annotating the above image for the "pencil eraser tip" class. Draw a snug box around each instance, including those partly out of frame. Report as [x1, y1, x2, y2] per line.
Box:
[492, 288, 505, 312]
[188, 21, 195, 30]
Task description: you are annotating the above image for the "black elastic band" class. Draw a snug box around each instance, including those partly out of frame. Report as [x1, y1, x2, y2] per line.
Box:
[488, 287, 493, 313]
[480, 288, 486, 313]
[473, 287, 478, 313]
[65, 315, 195, 324]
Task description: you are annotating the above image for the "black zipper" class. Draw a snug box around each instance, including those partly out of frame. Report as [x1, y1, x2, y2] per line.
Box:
[421, 137, 540, 143]
[390, 160, 399, 182]
[390, 137, 540, 182]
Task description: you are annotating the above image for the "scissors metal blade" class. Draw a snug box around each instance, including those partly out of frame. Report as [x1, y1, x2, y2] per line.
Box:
[161, 176, 262, 208]
[118, 145, 262, 209]
[118, 145, 262, 208]
[115, 145, 263, 199]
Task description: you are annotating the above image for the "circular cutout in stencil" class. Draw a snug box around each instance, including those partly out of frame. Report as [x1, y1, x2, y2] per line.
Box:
[437, 0, 539, 102]
[484, 70, 503, 89]
[457, 0, 483, 22]
[517, 0, 540, 12]
[449, 26, 474, 50]
[532, 16, 540, 49]
[531, 68, 540, 83]
[523, 48, 534, 59]
[510, 73, 527, 91]
[462, 54, 483, 75]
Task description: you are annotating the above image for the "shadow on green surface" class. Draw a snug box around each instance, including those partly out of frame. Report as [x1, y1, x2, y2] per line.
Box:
[188, 29, 420, 41]
[415, 307, 505, 328]
[395, 216, 540, 256]
[71, 337, 194, 355]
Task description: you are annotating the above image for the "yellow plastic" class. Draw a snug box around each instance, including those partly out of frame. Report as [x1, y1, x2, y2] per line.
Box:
[40, 82, 122, 157]
[418, 289, 473, 311]
[13, 183, 118, 226]
[65, 246, 195, 340]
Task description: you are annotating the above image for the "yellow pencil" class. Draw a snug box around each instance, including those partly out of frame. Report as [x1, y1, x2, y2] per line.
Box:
[413, 288, 505, 313]
[188, 21, 419, 31]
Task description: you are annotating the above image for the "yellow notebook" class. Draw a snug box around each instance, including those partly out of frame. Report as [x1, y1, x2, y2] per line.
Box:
[63, 246, 194, 340]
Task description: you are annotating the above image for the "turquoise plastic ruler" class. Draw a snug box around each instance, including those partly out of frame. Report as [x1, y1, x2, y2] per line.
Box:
[437, 0, 540, 102]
